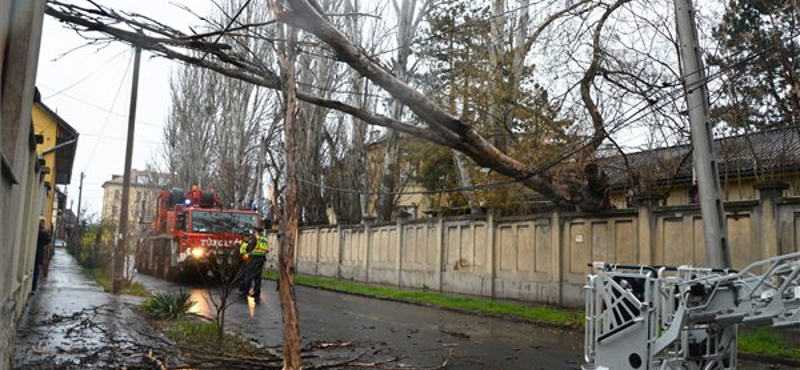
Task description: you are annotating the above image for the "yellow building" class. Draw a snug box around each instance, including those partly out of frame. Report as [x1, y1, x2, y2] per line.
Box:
[604, 127, 800, 208]
[32, 89, 79, 230]
[364, 134, 433, 219]
[101, 169, 167, 226]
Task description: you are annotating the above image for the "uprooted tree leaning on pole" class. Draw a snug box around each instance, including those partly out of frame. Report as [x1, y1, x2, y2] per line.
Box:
[45, 0, 651, 212]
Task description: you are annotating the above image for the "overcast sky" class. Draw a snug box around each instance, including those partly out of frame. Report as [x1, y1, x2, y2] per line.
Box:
[37, 1, 214, 220]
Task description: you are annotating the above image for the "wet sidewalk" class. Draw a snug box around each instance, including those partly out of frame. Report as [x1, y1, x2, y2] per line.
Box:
[13, 248, 179, 370]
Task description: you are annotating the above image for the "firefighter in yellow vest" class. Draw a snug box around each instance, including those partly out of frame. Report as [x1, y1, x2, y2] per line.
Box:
[238, 227, 269, 298]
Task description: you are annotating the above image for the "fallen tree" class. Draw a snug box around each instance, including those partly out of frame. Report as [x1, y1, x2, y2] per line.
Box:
[45, 0, 614, 211]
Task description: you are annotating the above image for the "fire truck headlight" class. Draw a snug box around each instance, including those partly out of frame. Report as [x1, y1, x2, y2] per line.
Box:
[184, 198, 192, 205]
[191, 247, 206, 259]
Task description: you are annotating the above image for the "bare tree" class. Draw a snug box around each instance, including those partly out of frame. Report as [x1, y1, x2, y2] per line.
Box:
[272, 16, 303, 369]
[46, 0, 706, 211]
[200, 255, 248, 344]
[158, 0, 277, 208]
[374, 0, 433, 220]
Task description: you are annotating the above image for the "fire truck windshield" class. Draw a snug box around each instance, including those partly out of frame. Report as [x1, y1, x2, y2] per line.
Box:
[190, 210, 258, 234]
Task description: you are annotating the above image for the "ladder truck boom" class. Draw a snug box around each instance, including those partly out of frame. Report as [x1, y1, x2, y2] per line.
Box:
[583, 252, 800, 370]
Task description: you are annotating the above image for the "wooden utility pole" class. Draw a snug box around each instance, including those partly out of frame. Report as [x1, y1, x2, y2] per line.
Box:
[76, 171, 84, 221]
[113, 47, 141, 293]
[674, 0, 731, 268]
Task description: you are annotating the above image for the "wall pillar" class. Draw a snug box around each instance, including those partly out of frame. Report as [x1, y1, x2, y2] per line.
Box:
[436, 216, 445, 292]
[487, 211, 496, 299]
[363, 217, 375, 283]
[396, 215, 407, 287]
[635, 193, 662, 266]
[336, 224, 343, 279]
[314, 226, 321, 276]
[755, 182, 788, 259]
[550, 211, 562, 305]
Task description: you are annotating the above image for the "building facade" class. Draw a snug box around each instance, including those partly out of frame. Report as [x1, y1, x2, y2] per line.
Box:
[101, 169, 167, 227]
[604, 128, 800, 209]
[32, 89, 78, 230]
[0, 1, 48, 369]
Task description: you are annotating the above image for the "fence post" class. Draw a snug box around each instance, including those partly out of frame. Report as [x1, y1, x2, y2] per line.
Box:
[363, 217, 374, 283]
[436, 216, 445, 292]
[314, 226, 321, 276]
[755, 182, 788, 258]
[487, 211, 496, 299]
[636, 193, 662, 266]
[337, 223, 343, 279]
[396, 216, 406, 287]
[550, 210, 562, 305]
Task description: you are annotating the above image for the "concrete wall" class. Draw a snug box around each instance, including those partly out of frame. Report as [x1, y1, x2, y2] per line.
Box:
[293, 184, 800, 307]
[0, 1, 46, 369]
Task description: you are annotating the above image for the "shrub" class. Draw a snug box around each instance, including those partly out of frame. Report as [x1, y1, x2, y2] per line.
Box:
[70, 220, 116, 269]
[142, 290, 196, 320]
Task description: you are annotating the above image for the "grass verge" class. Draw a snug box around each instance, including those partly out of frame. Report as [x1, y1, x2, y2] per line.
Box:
[265, 270, 800, 360]
[162, 319, 267, 356]
[87, 268, 150, 297]
[263, 270, 583, 328]
[739, 327, 800, 359]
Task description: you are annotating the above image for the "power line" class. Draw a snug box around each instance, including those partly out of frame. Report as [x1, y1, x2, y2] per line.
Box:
[80, 132, 161, 145]
[38, 85, 162, 129]
[82, 51, 134, 172]
[291, 26, 797, 198]
[43, 49, 129, 100]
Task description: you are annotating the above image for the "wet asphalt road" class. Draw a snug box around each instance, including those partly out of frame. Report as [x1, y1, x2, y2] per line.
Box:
[133, 273, 799, 370]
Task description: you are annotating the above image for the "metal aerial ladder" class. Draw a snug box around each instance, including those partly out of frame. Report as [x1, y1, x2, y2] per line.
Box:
[583, 253, 800, 370]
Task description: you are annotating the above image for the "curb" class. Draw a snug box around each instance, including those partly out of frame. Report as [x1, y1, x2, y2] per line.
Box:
[262, 276, 581, 331]
[739, 353, 800, 368]
[265, 276, 800, 366]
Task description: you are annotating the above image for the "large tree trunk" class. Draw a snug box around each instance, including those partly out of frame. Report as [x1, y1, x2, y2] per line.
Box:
[275, 20, 302, 370]
[346, 0, 369, 221]
[488, 0, 511, 152]
[452, 150, 482, 215]
[271, 0, 609, 211]
[376, 0, 433, 220]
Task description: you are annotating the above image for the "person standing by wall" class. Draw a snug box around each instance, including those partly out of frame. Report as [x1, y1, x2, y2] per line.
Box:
[32, 218, 51, 293]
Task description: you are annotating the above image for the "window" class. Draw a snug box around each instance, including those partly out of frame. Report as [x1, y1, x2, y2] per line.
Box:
[190, 210, 259, 234]
[114, 189, 120, 199]
[112, 205, 118, 217]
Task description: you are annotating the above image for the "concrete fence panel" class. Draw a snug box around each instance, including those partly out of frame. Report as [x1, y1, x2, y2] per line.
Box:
[728, 213, 756, 269]
[318, 227, 339, 276]
[494, 217, 555, 302]
[368, 224, 399, 285]
[399, 223, 438, 289]
[339, 226, 367, 280]
[296, 228, 318, 274]
[442, 220, 491, 296]
[290, 189, 800, 307]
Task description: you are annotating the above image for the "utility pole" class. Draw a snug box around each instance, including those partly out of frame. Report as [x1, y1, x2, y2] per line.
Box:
[674, 0, 731, 268]
[113, 47, 141, 293]
[76, 171, 85, 221]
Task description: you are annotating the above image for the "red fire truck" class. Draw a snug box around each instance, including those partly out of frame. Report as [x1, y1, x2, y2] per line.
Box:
[135, 187, 259, 280]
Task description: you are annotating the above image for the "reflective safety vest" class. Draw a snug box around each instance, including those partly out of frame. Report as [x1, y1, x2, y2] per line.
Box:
[239, 236, 269, 257]
[252, 236, 269, 256]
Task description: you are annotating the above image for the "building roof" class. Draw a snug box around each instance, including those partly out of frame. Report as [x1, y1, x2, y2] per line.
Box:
[602, 127, 800, 189]
[34, 88, 79, 185]
[102, 168, 169, 189]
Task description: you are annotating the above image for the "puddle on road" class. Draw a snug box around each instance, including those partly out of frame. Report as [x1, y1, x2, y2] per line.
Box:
[184, 286, 269, 319]
[247, 296, 257, 317]
[187, 289, 211, 317]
